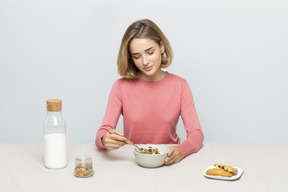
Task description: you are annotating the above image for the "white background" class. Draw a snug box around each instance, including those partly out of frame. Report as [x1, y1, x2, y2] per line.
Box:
[0, 0, 287, 144]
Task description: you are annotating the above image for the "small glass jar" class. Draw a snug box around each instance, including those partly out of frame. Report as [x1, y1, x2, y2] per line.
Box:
[74, 155, 93, 178]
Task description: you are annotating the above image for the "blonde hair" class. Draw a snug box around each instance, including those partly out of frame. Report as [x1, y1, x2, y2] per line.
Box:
[117, 19, 173, 79]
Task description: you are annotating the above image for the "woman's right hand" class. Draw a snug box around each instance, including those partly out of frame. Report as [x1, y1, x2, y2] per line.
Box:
[101, 130, 127, 150]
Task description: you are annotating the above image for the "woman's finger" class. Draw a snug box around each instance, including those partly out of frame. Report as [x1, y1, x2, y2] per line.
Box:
[105, 141, 126, 150]
[102, 131, 127, 150]
[165, 147, 182, 165]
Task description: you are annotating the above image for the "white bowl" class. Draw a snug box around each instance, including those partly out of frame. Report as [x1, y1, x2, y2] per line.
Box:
[133, 144, 169, 168]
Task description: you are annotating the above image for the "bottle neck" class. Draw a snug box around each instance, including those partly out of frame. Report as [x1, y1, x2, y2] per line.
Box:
[46, 111, 64, 120]
[47, 111, 62, 115]
[47, 110, 62, 112]
[44, 111, 66, 135]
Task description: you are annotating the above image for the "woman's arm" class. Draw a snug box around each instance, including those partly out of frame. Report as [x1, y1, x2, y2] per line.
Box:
[95, 80, 124, 150]
[177, 80, 204, 158]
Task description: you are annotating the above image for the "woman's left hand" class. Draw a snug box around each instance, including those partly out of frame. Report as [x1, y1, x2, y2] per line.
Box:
[164, 146, 183, 165]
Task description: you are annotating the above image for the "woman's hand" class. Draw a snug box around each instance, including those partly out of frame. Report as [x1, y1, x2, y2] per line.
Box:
[165, 146, 183, 165]
[101, 130, 127, 150]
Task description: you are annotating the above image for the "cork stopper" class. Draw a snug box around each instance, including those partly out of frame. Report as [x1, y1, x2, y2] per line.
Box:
[46, 99, 62, 112]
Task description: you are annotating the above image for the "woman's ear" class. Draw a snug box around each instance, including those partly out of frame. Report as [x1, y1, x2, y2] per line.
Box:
[160, 41, 165, 54]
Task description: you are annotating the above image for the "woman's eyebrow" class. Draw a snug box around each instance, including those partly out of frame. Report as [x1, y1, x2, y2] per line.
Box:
[145, 47, 154, 51]
[131, 47, 154, 55]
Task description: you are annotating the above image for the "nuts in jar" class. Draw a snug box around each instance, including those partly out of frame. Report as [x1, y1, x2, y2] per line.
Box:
[74, 155, 93, 177]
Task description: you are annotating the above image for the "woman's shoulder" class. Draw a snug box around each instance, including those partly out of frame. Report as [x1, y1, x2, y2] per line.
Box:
[113, 77, 139, 87]
[110, 77, 136, 94]
[166, 72, 188, 84]
[116, 77, 138, 83]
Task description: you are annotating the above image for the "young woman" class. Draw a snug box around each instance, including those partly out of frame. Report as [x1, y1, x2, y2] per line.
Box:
[96, 19, 204, 165]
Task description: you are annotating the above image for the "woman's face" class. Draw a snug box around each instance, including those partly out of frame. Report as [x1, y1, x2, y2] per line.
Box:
[129, 38, 165, 81]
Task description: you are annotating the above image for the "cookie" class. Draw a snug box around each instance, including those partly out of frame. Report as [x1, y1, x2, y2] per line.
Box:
[206, 168, 233, 177]
[214, 164, 238, 174]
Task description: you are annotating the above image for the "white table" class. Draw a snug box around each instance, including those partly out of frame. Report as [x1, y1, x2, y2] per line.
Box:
[0, 143, 287, 192]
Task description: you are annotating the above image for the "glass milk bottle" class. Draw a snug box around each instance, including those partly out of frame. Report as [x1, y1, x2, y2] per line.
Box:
[43, 99, 67, 169]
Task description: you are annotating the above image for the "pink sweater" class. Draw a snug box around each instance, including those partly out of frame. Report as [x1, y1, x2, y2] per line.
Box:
[95, 72, 204, 158]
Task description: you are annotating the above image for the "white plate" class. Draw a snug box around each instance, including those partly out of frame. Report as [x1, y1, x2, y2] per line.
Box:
[203, 165, 244, 181]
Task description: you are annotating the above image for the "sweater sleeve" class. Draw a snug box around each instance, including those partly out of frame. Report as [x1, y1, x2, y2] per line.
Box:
[177, 80, 204, 158]
[95, 80, 123, 150]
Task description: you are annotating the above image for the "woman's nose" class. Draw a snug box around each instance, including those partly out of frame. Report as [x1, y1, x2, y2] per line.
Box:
[142, 55, 149, 65]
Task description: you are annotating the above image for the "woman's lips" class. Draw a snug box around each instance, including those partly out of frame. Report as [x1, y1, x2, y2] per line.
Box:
[144, 65, 153, 71]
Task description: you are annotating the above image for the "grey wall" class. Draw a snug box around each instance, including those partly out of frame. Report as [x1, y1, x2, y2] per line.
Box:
[0, 0, 287, 144]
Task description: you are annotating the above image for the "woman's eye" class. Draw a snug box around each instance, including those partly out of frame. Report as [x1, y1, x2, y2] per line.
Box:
[148, 52, 154, 55]
[133, 55, 140, 59]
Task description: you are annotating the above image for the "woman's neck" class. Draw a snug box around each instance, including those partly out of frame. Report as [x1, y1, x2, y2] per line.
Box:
[139, 70, 167, 82]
